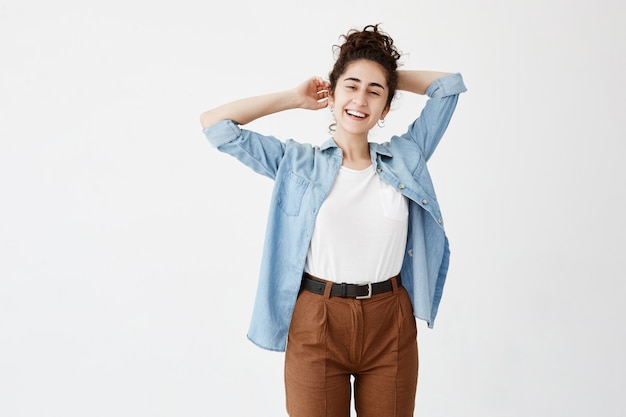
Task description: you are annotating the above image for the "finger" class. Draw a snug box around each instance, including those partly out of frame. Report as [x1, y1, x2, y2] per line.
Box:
[313, 77, 330, 89]
[316, 96, 329, 107]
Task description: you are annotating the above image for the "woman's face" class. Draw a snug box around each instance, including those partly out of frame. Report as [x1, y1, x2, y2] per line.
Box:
[329, 59, 390, 138]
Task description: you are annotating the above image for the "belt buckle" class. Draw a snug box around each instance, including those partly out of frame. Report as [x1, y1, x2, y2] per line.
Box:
[355, 281, 372, 299]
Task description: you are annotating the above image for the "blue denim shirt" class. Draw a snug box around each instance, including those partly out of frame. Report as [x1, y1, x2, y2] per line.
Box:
[203, 73, 466, 351]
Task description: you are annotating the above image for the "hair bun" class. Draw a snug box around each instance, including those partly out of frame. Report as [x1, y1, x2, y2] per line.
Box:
[335, 24, 401, 69]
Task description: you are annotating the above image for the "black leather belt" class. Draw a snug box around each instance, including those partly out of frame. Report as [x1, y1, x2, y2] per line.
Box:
[301, 273, 401, 299]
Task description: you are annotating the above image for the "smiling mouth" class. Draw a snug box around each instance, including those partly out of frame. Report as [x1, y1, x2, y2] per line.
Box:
[346, 109, 367, 119]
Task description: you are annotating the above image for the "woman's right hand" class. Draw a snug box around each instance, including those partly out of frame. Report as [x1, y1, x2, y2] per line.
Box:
[200, 77, 331, 128]
[294, 77, 331, 111]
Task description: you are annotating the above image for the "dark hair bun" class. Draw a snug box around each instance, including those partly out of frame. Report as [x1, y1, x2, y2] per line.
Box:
[335, 24, 401, 70]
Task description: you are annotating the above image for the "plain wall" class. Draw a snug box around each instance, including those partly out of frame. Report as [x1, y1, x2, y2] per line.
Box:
[1, 0, 625, 416]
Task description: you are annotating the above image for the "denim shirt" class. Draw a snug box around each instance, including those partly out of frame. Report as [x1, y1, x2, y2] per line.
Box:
[203, 73, 466, 351]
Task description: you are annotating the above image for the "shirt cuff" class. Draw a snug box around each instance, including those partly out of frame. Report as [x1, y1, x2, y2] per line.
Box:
[425, 73, 467, 98]
[202, 120, 242, 148]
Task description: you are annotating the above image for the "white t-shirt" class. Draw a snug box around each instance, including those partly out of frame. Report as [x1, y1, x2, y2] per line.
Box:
[304, 164, 409, 284]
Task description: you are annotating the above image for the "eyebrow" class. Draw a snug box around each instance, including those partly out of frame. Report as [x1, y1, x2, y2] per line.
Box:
[343, 77, 386, 90]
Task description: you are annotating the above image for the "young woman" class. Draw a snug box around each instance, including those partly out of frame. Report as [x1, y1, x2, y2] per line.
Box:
[200, 24, 466, 417]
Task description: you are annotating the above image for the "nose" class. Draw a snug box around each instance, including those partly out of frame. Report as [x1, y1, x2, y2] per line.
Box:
[352, 91, 368, 106]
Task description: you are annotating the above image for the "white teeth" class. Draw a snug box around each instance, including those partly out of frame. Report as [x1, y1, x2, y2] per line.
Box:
[346, 110, 366, 118]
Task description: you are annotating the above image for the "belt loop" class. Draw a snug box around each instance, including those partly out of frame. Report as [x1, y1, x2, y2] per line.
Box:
[323, 281, 333, 299]
[391, 274, 400, 294]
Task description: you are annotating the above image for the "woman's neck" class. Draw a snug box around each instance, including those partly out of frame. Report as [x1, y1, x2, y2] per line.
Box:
[334, 132, 371, 170]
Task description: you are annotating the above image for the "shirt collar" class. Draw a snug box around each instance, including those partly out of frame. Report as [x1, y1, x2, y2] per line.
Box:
[369, 142, 393, 157]
[320, 137, 338, 151]
[320, 138, 393, 158]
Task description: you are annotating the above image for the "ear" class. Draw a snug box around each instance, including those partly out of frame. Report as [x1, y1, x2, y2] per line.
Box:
[381, 104, 390, 119]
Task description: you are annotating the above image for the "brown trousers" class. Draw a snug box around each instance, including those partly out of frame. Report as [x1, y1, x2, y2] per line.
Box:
[284, 276, 418, 417]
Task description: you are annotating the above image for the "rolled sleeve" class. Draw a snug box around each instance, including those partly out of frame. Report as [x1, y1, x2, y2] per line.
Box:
[202, 120, 288, 180]
[202, 120, 242, 148]
[425, 73, 467, 98]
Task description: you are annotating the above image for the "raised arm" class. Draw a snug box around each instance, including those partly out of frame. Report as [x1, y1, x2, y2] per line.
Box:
[397, 70, 452, 95]
[399, 71, 466, 160]
[200, 77, 331, 129]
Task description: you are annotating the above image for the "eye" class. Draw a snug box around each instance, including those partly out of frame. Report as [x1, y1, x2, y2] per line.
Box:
[370, 90, 380, 96]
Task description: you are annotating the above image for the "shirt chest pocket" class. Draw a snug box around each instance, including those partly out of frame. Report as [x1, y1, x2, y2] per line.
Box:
[378, 181, 409, 222]
[277, 170, 310, 216]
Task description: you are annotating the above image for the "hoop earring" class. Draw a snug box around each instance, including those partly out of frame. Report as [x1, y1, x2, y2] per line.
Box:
[377, 118, 385, 128]
[328, 107, 336, 134]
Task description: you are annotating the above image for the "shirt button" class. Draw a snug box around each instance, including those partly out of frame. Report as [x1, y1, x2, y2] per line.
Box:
[422, 199, 428, 205]
[398, 183, 405, 189]
[376, 167, 382, 173]
[438, 217, 443, 224]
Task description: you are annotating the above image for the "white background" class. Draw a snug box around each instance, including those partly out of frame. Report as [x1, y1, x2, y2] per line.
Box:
[1, 0, 625, 416]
